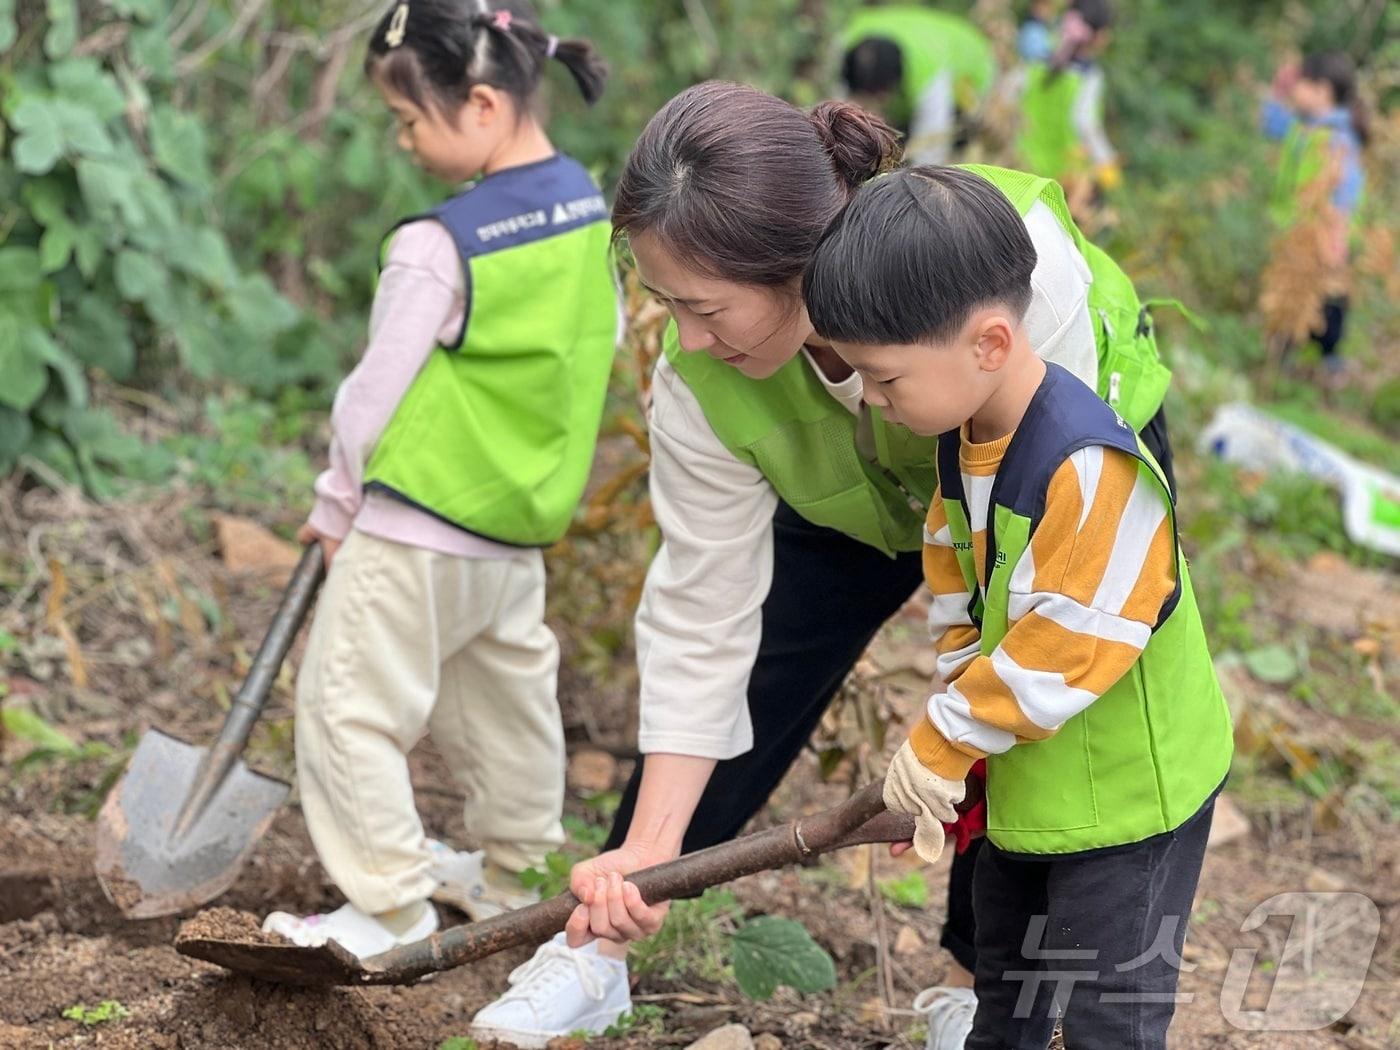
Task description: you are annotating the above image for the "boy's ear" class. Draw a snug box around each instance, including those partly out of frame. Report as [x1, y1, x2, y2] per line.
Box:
[973, 313, 1017, 372]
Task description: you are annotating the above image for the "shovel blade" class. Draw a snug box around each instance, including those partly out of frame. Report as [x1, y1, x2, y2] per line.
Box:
[96, 729, 289, 919]
[174, 933, 372, 987]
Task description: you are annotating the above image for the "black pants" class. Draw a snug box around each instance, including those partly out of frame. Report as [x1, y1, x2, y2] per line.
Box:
[967, 797, 1216, 1050]
[1313, 295, 1349, 361]
[606, 407, 1178, 976]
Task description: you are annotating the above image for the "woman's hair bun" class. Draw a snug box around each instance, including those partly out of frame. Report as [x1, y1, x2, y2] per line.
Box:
[808, 100, 902, 190]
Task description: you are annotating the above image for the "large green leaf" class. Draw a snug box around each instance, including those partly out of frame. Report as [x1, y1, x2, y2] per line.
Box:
[167, 226, 238, 288]
[0, 247, 44, 292]
[44, 0, 78, 59]
[0, 405, 34, 471]
[0, 316, 52, 411]
[150, 106, 211, 186]
[39, 224, 75, 273]
[113, 249, 168, 304]
[730, 916, 837, 1001]
[10, 99, 64, 175]
[342, 125, 379, 191]
[48, 59, 126, 121]
[63, 298, 135, 379]
[128, 26, 176, 80]
[0, 0, 16, 52]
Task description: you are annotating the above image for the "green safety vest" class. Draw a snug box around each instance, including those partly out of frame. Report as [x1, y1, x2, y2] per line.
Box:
[1016, 63, 1090, 182]
[364, 156, 618, 546]
[666, 164, 1172, 555]
[1269, 122, 1331, 230]
[841, 6, 996, 122]
[961, 164, 1173, 431]
[937, 364, 1232, 854]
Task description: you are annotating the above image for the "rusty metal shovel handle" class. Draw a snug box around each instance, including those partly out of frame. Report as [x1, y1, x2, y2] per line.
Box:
[357, 782, 914, 985]
[171, 544, 325, 839]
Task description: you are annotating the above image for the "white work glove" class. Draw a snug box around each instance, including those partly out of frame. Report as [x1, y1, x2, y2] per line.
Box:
[883, 738, 967, 864]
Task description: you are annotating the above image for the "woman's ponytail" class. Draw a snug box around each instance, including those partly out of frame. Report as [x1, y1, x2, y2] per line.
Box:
[807, 100, 901, 193]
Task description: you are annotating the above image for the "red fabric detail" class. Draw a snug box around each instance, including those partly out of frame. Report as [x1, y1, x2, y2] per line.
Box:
[942, 759, 988, 854]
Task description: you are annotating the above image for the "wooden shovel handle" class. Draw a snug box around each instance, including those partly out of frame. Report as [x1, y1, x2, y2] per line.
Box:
[361, 782, 916, 984]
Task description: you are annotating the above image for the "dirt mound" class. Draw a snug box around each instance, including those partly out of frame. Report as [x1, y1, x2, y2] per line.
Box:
[177, 906, 290, 946]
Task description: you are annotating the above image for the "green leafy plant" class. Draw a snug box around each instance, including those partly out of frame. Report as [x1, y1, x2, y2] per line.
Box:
[3, 705, 109, 769]
[630, 888, 746, 985]
[602, 1003, 666, 1037]
[731, 916, 838, 1001]
[878, 871, 929, 909]
[62, 1000, 129, 1027]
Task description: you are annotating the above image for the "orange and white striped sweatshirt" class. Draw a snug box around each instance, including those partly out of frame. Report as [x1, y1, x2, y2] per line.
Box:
[909, 428, 1178, 780]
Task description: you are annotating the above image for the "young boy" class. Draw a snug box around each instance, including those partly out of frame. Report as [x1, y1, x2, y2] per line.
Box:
[803, 166, 1232, 1049]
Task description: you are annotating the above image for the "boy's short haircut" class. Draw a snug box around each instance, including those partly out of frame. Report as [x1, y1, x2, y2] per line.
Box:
[803, 166, 1038, 346]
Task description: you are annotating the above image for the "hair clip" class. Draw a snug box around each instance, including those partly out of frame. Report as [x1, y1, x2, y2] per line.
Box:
[544, 34, 558, 57]
[384, 1, 409, 47]
[492, 9, 512, 30]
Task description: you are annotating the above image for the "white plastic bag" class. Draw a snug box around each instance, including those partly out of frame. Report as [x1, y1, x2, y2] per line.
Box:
[1199, 403, 1400, 558]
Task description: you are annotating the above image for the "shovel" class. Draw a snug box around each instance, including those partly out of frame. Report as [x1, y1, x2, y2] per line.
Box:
[174, 779, 924, 987]
[96, 544, 326, 919]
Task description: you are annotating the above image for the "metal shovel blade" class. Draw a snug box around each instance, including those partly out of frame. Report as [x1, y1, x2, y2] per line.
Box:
[96, 729, 289, 919]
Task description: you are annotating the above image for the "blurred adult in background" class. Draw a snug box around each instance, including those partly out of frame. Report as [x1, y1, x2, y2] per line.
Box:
[1016, 0, 1119, 199]
[840, 4, 996, 165]
[1263, 51, 1370, 385]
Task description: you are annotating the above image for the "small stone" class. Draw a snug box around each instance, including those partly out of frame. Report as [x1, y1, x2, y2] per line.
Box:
[753, 1034, 783, 1050]
[1304, 867, 1348, 893]
[1207, 794, 1250, 848]
[857, 997, 886, 1025]
[912, 650, 939, 679]
[1352, 637, 1382, 658]
[894, 924, 924, 957]
[789, 1012, 820, 1028]
[567, 748, 618, 794]
[214, 514, 299, 583]
[684, 1023, 754, 1050]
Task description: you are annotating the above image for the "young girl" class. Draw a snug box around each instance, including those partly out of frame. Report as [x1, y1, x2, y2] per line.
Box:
[260, 0, 617, 961]
[1017, 0, 1120, 196]
[1262, 52, 1369, 380]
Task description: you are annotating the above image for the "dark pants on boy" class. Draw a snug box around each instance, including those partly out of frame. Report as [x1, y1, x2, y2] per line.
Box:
[967, 796, 1216, 1050]
[605, 407, 1177, 981]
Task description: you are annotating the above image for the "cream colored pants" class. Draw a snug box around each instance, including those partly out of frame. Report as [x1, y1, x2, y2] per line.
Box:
[294, 530, 565, 915]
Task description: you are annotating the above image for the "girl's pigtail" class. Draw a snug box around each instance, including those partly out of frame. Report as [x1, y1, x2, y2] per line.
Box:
[546, 36, 609, 105]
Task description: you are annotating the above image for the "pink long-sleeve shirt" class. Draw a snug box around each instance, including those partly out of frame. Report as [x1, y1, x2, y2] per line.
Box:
[308, 219, 524, 560]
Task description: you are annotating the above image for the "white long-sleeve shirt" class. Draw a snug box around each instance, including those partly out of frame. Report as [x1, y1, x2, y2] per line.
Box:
[636, 202, 1098, 759]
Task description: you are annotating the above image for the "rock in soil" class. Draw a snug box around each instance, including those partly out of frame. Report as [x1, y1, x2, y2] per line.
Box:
[753, 1034, 783, 1050]
[566, 748, 619, 793]
[1206, 794, 1250, 847]
[685, 1024, 754, 1050]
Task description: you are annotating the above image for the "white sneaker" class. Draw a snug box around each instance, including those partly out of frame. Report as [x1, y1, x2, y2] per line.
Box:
[261, 902, 438, 961]
[469, 933, 631, 1048]
[915, 985, 977, 1049]
[426, 840, 540, 922]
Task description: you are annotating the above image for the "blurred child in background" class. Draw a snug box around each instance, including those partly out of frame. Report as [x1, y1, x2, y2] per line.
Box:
[1016, 0, 1119, 200]
[841, 4, 996, 165]
[1263, 51, 1370, 383]
[1017, 0, 1057, 64]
